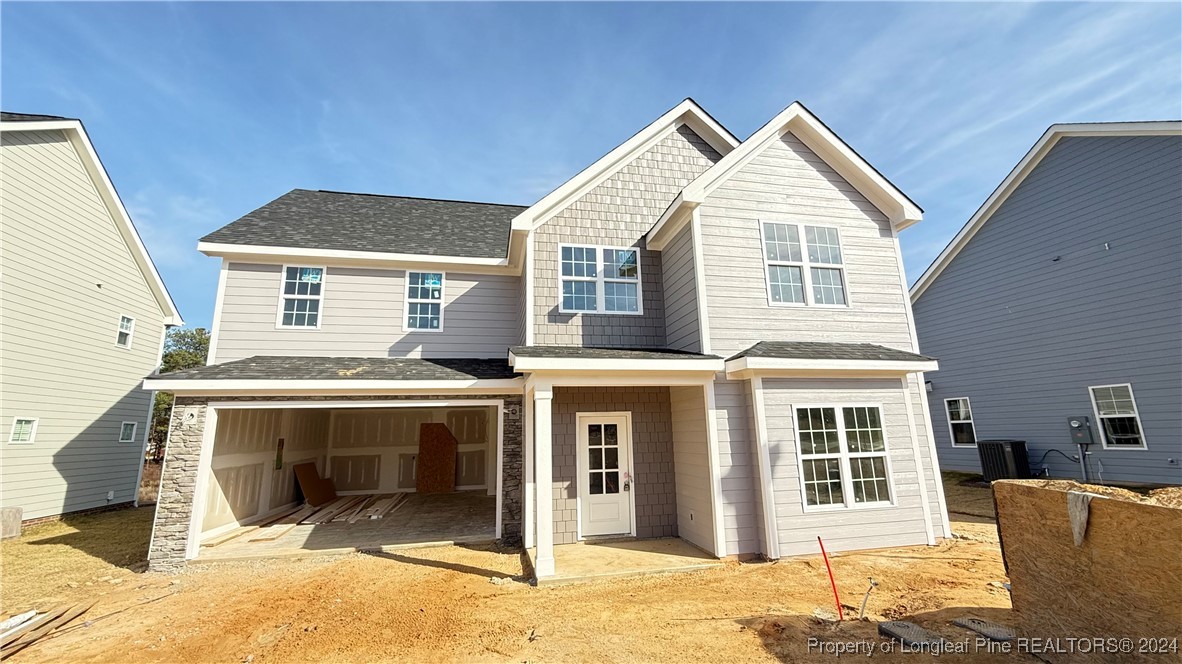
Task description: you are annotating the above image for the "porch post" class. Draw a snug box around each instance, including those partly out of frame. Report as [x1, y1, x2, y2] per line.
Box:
[533, 383, 556, 578]
[524, 387, 535, 549]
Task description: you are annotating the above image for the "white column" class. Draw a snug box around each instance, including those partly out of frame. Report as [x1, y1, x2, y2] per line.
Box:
[523, 388, 535, 549]
[748, 376, 781, 560]
[533, 384, 556, 578]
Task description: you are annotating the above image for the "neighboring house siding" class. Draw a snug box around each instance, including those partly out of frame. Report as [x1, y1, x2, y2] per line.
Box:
[698, 131, 914, 357]
[914, 134, 1182, 485]
[661, 222, 702, 353]
[669, 385, 712, 552]
[532, 125, 722, 347]
[762, 377, 933, 555]
[551, 387, 676, 543]
[0, 129, 165, 519]
[714, 378, 760, 555]
[213, 262, 520, 362]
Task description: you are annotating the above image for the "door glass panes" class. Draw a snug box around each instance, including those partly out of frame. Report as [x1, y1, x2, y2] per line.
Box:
[587, 423, 621, 495]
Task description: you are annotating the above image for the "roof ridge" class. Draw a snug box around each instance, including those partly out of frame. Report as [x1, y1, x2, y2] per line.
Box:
[308, 188, 528, 209]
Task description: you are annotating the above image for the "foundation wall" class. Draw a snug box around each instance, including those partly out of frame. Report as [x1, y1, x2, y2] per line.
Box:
[994, 481, 1182, 664]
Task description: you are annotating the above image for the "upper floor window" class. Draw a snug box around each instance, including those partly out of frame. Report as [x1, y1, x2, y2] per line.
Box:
[1089, 384, 1146, 449]
[118, 421, 138, 443]
[116, 315, 135, 348]
[945, 398, 977, 447]
[8, 417, 37, 444]
[559, 244, 642, 315]
[405, 272, 444, 331]
[761, 222, 848, 307]
[796, 405, 892, 509]
[277, 266, 324, 328]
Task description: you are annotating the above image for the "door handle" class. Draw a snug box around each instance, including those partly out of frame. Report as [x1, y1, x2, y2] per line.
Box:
[623, 481, 630, 492]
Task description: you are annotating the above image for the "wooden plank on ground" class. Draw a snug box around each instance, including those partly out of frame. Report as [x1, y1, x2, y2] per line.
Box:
[248, 523, 300, 543]
[1, 603, 93, 659]
[200, 526, 256, 548]
[0, 606, 68, 649]
[363, 496, 396, 519]
[257, 505, 303, 527]
[308, 496, 363, 524]
[385, 493, 410, 518]
[301, 497, 349, 524]
[277, 504, 318, 525]
[340, 497, 377, 523]
[329, 497, 369, 522]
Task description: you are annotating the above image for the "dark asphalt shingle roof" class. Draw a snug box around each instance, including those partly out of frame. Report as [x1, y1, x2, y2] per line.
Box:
[510, 346, 720, 360]
[729, 341, 935, 362]
[156, 356, 518, 381]
[1, 111, 76, 122]
[202, 189, 527, 259]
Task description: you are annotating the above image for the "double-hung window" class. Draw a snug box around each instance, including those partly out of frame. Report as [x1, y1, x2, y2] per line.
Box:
[797, 405, 892, 509]
[761, 222, 848, 306]
[559, 244, 641, 314]
[405, 272, 444, 331]
[278, 266, 324, 328]
[1089, 384, 1146, 449]
[116, 316, 135, 348]
[945, 398, 977, 447]
[8, 417, 37, 444]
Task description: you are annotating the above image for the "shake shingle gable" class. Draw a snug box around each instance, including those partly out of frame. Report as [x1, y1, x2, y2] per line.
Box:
[201, 189, 527, 259]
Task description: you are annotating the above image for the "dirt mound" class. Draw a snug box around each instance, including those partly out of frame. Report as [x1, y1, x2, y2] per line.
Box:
[1147, 487, 1182, 508]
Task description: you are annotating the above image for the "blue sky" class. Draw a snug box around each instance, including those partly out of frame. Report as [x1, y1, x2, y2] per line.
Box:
[4, 2, 1179, 330]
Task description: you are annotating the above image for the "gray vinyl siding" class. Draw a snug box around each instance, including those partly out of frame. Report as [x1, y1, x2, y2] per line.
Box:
[669, 385, 713, 552]
[213, 263, 520, 362]
[762, 378, 932, 555]
[713, 378, 760, 555]
[550, 387, 676, 543]
[914, 134, 1182, 486]
[661, 222, 702, 353]
[1, 129, 166, 519]
[698, 131, 914, 357]
[532, 125, 722, 347]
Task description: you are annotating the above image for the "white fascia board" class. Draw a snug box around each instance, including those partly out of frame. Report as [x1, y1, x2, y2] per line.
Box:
[142, 377, 525, 394]
[510, 99, 739, 233]
[909, 121, 1182, 302]
[197, 241, 523, 275]
[2, 120, 185, 325]
[646, 194, 695, 251]
[508, 352, 724, 373]
[724, 356, 938, 379]
[651, 102, 923, 245]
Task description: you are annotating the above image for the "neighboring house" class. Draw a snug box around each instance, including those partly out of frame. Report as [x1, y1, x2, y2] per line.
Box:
[911, 122, 1182, 486]
[143, 99, 949, 577]
[1, 112, 183, 521]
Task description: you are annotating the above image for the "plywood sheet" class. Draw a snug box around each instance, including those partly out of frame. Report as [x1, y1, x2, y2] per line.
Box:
[293, 462, 337, 507]
[994, 480, 1182, 664]
[417, 423, 457, 494]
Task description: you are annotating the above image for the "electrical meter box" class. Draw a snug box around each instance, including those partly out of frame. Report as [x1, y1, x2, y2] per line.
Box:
[1067, 416, 1095, 446]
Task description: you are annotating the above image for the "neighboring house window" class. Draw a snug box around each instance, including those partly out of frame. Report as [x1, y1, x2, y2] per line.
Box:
[278, 266, 324, 328]
[118, 421, 138, 443]
[559, 244, 642, 314]
[796, 405, 892, 509]
[405, 271, 444, 331]
[761, 222, 848, 306]
[116, 316, 135, 348]
[1089, 384, 1146, 449]
[8, 417, 37, 444]
[945, 398, 977, 447]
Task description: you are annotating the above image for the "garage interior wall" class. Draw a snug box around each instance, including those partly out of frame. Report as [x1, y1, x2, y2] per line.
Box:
[199, 405, 497, 537]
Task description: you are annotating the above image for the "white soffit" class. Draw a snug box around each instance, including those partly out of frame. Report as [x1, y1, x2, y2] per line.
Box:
[910, 121, 1182, 302]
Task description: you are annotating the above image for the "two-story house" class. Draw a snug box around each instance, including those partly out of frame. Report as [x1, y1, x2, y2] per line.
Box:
[1, 112, 183, 524]
[911, 122, 1181, 486]
[144, 100, 949, 579]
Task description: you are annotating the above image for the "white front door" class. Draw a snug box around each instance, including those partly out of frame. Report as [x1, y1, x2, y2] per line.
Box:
[577, 413, 633, 537]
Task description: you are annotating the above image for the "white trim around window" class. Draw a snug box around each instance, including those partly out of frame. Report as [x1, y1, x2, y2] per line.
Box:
[118, 421, 138, 444]
[794, 403, 896, 512]
[944, 397, 978, 448]
[275, 265, 326, 329]
[758, 221, 850, 308]
[557, 244, 643, 315]
[8, 417, 38, 444]
[403, 271, 446, 332]
[116, 315, 135, 348]
[1088, 383, 1148, 450]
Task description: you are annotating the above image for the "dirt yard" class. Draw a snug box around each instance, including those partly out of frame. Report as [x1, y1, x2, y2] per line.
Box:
[2, 474, 1022, 663]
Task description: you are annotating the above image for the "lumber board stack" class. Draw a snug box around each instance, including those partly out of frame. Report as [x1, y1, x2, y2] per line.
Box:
[0, 602, 94, 659]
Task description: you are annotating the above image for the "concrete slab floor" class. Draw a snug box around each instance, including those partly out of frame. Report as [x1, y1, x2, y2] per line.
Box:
[536, 537, 723, 585]
[199, 491, 496, 561]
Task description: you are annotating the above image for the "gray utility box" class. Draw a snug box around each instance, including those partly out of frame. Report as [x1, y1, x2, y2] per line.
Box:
[977, 440, 1032, 482]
